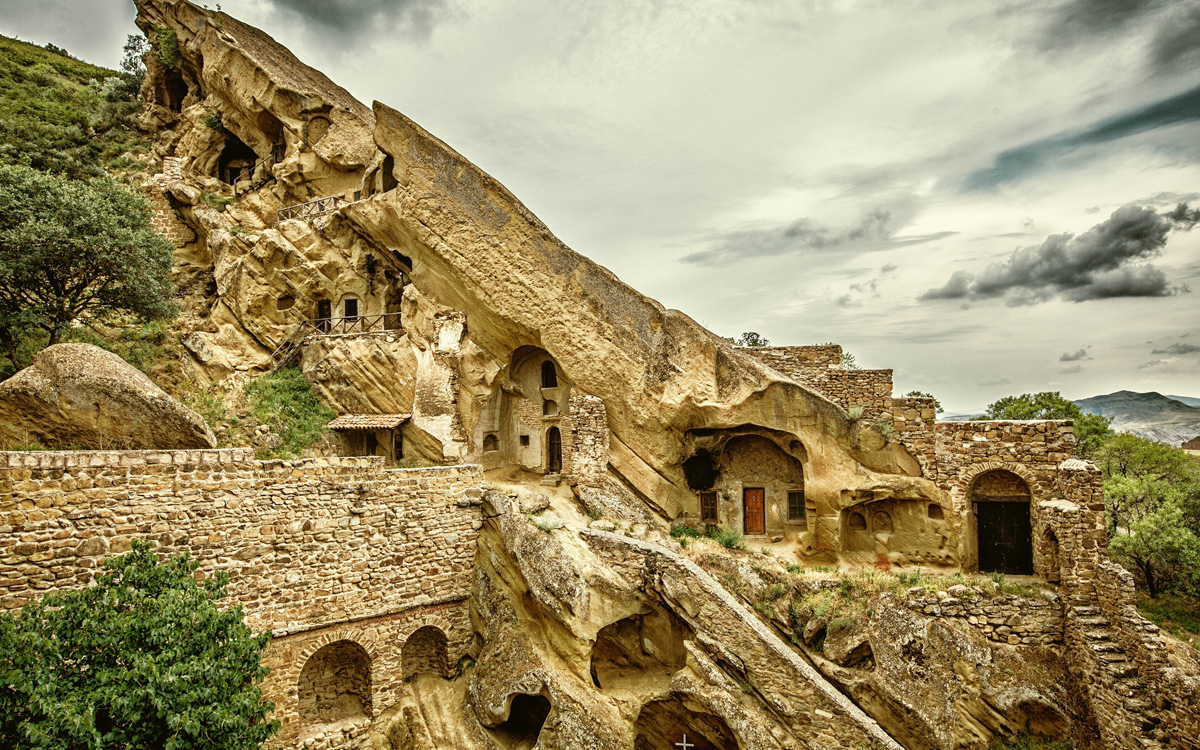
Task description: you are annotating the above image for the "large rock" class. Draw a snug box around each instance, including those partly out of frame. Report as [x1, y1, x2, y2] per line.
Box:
[0, 344, 217, 450]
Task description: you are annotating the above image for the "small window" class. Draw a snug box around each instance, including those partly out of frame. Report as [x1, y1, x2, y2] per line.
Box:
[483, 434, 499, 452]
[849, 511, 867, 530]
[788, 491, 806, 523]
[344, 298, 359, 320]
[542, 399, 558, 416]
[541, 361, 558, 389]
[519, 435, 530, 447]
[928, 503, 944, 520]
[699, 491, 718, 523]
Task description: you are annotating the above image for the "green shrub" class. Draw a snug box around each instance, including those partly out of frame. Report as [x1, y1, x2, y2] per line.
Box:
[705, 524, 746, 550]
[242, 367, 334, 459]
[154, 27, 180, 71]
[986, 732, 1073, 750]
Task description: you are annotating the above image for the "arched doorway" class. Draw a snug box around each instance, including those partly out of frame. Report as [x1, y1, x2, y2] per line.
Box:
[547, 427, 562, 473]
[971, 469, 1033, 575]
[298, 640, 372, 728]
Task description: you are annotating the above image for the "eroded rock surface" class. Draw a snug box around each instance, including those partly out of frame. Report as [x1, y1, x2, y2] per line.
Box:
[0, 344, 216, 449]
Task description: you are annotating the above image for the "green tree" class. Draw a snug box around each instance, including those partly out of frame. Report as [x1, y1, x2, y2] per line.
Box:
[1095, 432, 1200, 536]
[733, 331, 770, 347]
[1110, 504, 1200, 598]
[976, 391, 1112, 458]
[0, 540, 279, 749]
[0, 165, 177, 371]
[904, 390, 944, 414]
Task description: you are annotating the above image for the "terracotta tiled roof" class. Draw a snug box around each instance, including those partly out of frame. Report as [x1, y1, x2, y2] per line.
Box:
[327, 414, 410, 430]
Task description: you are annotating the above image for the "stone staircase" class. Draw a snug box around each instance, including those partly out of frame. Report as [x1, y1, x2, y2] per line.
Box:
[1068, 601, 1163, 748]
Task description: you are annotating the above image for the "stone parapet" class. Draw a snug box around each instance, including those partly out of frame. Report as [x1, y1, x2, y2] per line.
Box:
[904, 589, 1064, 646]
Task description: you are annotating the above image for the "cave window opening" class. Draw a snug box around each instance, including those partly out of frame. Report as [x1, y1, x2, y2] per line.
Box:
[634, 698, 738, 750]
[541, 361, 558, 389]
[699, 491, 718, 523]
[546, 427, 562, 473]
[542, 399, 558, 417]
[277, 295, 295, 311]
[848, 511, 867, 530]
[306, 115, 332, 146]
[343, 297, 359, 321]
[590, 611, 690, 692]
[163, 74, 187, 112]
[316, 299, 332, 332]
[484, 434, 499, 452]
[788, 490, 806, 524]
[297, 640, 372, 729]
[381, 155, 398, 192]
[490, 693, 551, 749]
[520, 435, 530, 447]
[402, 626, 448, 680]
[928, 503, 944, 520]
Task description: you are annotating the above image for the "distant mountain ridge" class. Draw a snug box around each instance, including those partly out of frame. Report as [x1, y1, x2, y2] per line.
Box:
[1074, 391, 1200, 447]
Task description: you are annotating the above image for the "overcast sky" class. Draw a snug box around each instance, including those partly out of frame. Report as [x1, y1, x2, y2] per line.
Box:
[3, 0, 1199, 412]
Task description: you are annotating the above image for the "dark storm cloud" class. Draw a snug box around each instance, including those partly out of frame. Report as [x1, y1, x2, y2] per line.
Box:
[1038, 0, 1200, 74]
[1060, 348, 1091, 361]
[1151, 2, 1200, 73]
[1040, 0, 1164, 44]
[1165, 202, 1200, 230]
[963, 82, 1200, 191]
[684, 210, 953, 266]
[1151, 343, 1200, 355]
[919, 204, 1187, 306]
[261, 0, 447, 41]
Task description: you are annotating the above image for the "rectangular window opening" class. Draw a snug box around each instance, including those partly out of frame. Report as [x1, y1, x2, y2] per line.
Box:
[788, 490, 806, 524]
[519, 435, 530, 447]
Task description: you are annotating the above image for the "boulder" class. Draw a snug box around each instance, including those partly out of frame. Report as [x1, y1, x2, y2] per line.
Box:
[0, 344, 217, 450]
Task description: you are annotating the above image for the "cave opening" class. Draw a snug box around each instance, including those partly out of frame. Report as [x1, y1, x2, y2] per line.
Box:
[217, 133, 258, 185]
[489, 693, 552, 750]
[634, 697, 739, 750]
[683, 448, 718, 491]
[590, 608, 690, 691]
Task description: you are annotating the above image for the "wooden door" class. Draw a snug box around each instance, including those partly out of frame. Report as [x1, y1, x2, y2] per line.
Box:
[977, 501, 1033, 575]
[743, 488, 766, 536]
[547, 427, 562, 473]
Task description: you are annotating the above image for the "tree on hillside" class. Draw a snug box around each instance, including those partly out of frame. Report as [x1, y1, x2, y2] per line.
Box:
[1109, 504, 1200, 598]
[976, 391, 1112, 458]
[0, 540, 279, 749]
[732, 331, 770, 347]
[0, 165, 177, 372]
[1095, 432, 1200, 536]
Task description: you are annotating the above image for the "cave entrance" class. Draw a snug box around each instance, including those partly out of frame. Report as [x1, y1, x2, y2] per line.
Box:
[489, 693, 552, 750]
[163, 73, 188, 112]
[402, 626, 448, 680]
[971, 470, 1033, 575]
[218, 133, 257, 185]
[634, 697, 739, 750]
[590, 608, 690, 691]
[297, 640, 372, 729]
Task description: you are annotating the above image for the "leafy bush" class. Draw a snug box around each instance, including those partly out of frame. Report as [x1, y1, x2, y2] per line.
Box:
[0, 540, 279, 748]
[242, 367, 334, 458]
[705, 524, 746, 550]
[154, 27, 181, 71]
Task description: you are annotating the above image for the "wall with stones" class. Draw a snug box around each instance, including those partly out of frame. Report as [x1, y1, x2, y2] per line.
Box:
[0, 448, 482, 750]
[903, 588, 1064, 647]
[565, 394, 608, 488]
[740, 346, 893, 418]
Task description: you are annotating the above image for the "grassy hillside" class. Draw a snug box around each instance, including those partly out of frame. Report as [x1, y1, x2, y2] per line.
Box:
[0, 35, 153, 180]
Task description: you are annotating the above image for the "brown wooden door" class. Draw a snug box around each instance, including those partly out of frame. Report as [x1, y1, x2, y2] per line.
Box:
[743, 488, 765, 536]
[977, 501, 1033, 575]
[547, 427, 562, 473]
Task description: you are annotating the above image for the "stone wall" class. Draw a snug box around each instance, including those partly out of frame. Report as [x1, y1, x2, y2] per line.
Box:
[741, 346, 894, 418]
[565, 394, 608, 488]
[903, 588, 1063, 647]
[0, 448, 482, 749]
[147, 157, 197, 247]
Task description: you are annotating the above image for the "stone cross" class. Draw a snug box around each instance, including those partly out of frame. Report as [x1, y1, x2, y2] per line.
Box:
[675, 736, 694, 750]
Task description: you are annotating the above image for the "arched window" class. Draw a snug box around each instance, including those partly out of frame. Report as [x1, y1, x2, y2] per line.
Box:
[402, 626, 449, 680]
[547, 427, 562, 473]
[483, 434, 499, 452]
[541, 361, 558, 389]
[848, 511, 867, 530]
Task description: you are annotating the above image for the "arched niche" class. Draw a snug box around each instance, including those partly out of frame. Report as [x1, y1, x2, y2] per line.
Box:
[488, 692, 552, 750]
[970, 469, 1033, 575]
[402, 626, 448, 680]
[217, 132, 257, 185]
[306, 114, 332, 146]
[478, 346, 573, 473]
[590, 608, 690, 691]
[298, 640, 372, 728]
[715, 435, 805, 537]
[634, 697, 739, 750]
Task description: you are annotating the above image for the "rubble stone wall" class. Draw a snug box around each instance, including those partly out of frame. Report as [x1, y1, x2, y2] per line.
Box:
[565, 394, 609, 488]
[0, 448, 482, 749]
[741, 346, 893, 418]
[903, 591, 1063, 646]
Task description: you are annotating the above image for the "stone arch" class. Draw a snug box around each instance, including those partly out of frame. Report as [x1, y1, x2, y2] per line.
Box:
[297, 639, 373, 728]
[717, 434, 805, 538]
[483, 434, 499, 452]
[969, 468, 1033, 575]
[402, 625, 449, 679]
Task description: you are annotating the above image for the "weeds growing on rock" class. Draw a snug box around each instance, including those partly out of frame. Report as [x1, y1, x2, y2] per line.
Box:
[705, 524, 746, 550]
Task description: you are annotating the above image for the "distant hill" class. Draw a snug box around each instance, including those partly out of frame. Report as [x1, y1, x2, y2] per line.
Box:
[1167, 394, 1200, 408]
[1075, 391, 1200, 447]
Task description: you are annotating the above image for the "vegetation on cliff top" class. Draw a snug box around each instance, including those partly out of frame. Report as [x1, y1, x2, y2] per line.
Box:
[0, 540, 279, 748]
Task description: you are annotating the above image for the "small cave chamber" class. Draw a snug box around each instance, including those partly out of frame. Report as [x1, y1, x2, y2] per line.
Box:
[402, 625, 449, 680]
[217, 132, 258, 186]
[488, 692, 552, 750]
[634, 697, 740, 750]
[297, 640, 372, 729]
[590, 607, 690, 691]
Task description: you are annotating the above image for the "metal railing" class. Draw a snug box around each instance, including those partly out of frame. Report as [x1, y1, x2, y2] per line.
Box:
[275, 195, 347, 224]
[303, 312, 402, 336]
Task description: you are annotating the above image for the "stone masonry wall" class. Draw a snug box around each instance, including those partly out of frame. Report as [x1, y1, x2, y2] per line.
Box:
[565, 394, 608, 488]
[741, 346, 893, 419]
[0, 448, 483, 749]
[903, 588, 1063, 647]
[147, 157, 197, 247]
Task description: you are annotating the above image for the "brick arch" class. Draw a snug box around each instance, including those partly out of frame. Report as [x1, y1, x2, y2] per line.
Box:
[397, 613, 453, 643]
[297, 638, 374, 730]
